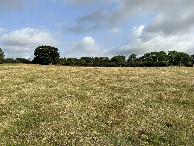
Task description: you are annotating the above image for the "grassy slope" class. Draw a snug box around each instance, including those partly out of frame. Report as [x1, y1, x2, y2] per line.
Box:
[0, 64, 193, 145]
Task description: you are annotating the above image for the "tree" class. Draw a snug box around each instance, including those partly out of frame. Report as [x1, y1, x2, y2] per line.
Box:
[66, 58, 78, 66]
[127, 54, 138, 66]
[176, 52, 191, 66]
[59, 57, 67, 66]
[111, 55, 126, 63]
[80, 57, 94, 66]
[94, 57, 109, 67]
[0, 48, 5, 64]
[15, 58, 31, 64]
[168, 51, 179, 66]
[168, 51, 191, 66]
[3, 58, 16, 63]
[33, 45, 60, 65]
[110, 55, 126, 67]
[154, 51, 168, 66]
[139, 51, 168, 67]
[191, 54, 194, 64]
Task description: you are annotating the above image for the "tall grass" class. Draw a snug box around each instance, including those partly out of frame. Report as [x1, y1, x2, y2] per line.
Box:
[0, 64, 193, 145]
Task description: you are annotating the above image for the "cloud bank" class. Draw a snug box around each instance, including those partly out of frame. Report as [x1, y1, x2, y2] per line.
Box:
[0, 28, 59, 58]
[1, 0, 194, 58]
[116, 25, 194, 56]
[61, 0, 194, 56]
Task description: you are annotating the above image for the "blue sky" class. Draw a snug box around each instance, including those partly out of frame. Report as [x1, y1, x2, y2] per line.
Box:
[0, 0, 194, 59]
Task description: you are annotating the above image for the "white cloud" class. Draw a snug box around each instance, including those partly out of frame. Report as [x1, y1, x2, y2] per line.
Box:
[0, 27, 60, 58]
[82, 37, 95, 46]
[140, 32, 194, 54]
[111, 0, 194, 34]
[103, 0, 194, 56]
[63, 36, 106, 58]
[0, 28, 7, 33]
[66, 0, 194, 36]
[133, 25, 144, 37]
[111, 27, 120, 33]
[115, 25, 194, 56]
[2, 0, 194, 58]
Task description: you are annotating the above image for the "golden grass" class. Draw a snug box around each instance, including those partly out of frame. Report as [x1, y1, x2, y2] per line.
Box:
[0, 64, 193, 145]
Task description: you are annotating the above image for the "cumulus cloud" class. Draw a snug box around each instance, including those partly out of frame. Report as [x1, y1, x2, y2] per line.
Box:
[103, 0, 194, 56]
[114, 25, 194, 56]
[3, 0, 192, 58]
[133, 25, 145, 37]
[0, 28, 60, 58]
[63, 36, 106, 58]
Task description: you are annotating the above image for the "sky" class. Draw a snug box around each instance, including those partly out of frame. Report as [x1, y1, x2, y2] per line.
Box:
[0, 0, 194, 59]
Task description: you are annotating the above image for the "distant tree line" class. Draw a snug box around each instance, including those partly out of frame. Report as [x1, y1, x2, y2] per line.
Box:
[0, 46, 194, 67]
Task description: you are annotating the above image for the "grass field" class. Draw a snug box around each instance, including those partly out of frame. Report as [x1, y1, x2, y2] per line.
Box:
[0, 64, 193, 145]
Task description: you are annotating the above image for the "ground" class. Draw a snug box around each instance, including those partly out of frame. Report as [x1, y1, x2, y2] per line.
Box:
[0, 64, 193, 145]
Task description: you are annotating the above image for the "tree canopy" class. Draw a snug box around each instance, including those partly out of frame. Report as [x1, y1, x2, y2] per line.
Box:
[0, 48, 5, 64]
[33, 45, 60, 65]
[191, 54, 194, 64]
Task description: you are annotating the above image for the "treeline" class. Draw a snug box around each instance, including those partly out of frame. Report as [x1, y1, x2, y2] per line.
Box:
[0, 47, 194, 67]
[0, 58, 31, 64]
[58, 51, 194, 67]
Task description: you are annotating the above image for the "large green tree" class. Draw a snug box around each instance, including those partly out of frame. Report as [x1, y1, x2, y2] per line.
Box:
[139, 51, 168, 67]
[168, 51, 191, 66]
[110, 55, 126, 67]
[93, 57, 109, 67]
[33, 45, 60, 65]
[0, 48, 5, 64]
[127, 54, 138, 66]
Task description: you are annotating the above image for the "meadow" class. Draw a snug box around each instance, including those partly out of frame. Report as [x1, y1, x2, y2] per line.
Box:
[0, 64, 193, 145]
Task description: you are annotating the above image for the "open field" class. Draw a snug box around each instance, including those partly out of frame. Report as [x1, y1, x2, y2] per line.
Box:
[0, 64, 193, 145]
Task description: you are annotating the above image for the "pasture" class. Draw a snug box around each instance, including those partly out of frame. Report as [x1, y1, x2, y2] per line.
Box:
[0, 64, 193, 145]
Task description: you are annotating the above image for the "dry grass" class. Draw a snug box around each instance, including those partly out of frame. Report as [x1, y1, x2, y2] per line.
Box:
[0, 64, 193, 145]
